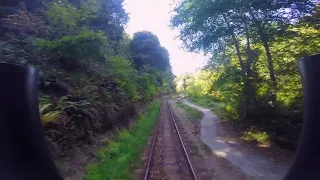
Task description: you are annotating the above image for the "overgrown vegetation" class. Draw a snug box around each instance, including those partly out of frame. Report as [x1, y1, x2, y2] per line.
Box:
[0, 0, 174, 156]
[176, 102, 202, 122]
[85, 102, 160, 180]
[188, 98, 234, 121]
[171, 0, 320, 149]
[243, 130, 270, 145]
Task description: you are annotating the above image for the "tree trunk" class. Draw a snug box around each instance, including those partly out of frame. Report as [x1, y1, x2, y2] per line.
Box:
[261, 36, 277, 104]
[248, 9, 277, 105]
[222, 14, 247, 81]
[231, 33, 250, 119]
[244, 25, 257, 106]
[245, 25, 253, 77]
[222, 14, 252, 118]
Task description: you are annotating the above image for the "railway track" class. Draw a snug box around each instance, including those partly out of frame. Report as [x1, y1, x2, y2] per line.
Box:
[144, 100, 197, 180]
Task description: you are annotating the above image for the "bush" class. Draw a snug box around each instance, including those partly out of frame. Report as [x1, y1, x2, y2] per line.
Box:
[1, 0, 174, 159]
[37, 31, 108, 68]
[244, 131, 270, 144]
[106, 56, 138, 101]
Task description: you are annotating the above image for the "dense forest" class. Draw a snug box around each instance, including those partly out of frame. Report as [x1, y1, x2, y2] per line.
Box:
[171, 0, 320, 148]
[0, 0, 174, 157]
[1, 0, 319, 158]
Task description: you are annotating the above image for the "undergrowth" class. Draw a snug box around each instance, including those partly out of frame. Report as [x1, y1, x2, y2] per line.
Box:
[85, 101, 160, 180]
[187, 97, 234, 120]
[176, 102, 202, 122]
[243, 130, 270, 144]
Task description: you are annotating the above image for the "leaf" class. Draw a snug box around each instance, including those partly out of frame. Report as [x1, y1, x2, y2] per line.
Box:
[41, 111, 62, 124]
[39, 103, 53, 114]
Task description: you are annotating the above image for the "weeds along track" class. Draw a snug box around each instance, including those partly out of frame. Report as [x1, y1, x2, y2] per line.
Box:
[144, 100, 197, 180]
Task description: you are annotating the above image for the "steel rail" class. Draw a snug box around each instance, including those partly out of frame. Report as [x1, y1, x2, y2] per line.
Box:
[144, 100, 198, 180]
[167, 100, 198, 180]
[143, 101, 162, 180]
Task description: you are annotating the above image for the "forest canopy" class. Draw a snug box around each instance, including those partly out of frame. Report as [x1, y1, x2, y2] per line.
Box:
[0, 0, 174, 156]
[171, 0, 320, 148]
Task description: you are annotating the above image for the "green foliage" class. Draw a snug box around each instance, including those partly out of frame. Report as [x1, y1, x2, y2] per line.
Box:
[61, 84, 100, 123]
[39, 103, 63, 124]
[188, 97, 237, 120]
[177, 102, 202, 122]
[46, 0, 81, 28]
[244, 131, 269, 145]
[46, 0, 102, 32]
[137, 70, 158, 101]
[130, 31, 170, 71]
[39, 84, 101, 128]
[0, 0, 172, 160]
[37, 31, 108, 66]
[107, 56, 138, 100]
[85, 102, 160, 180]
[172, 0, 319, 147]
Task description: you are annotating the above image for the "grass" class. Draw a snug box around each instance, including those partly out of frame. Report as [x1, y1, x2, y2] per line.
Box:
[243, 130, 270, 144]
[211, 104, 233, 121]
[85, 101, 160, 180]
[176, 102, 202, 122]
[188, 97, 236, 121]
[185, 96, 272, 147]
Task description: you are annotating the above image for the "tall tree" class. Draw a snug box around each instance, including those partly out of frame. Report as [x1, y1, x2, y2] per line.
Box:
[240, 0, 314, 105]
[130, 31, 170, 71]
[171, 0, 256, 114]
[0, 0, 175, 160]
[171, 0, 314, 106]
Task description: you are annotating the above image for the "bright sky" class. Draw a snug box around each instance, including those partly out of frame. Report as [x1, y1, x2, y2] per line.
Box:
[124, 0, 209, 76]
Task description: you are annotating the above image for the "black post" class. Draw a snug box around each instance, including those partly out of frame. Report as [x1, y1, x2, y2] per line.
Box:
[0, 63, 62, 180]
[284, 54, 320, 180]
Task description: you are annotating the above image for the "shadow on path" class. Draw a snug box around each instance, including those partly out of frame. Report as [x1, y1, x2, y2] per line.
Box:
[183, 100, 288, 180]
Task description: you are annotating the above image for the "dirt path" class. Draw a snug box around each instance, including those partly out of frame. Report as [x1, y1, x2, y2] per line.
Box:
[170, 101, 248, 180]
[183, 100, 288, 180]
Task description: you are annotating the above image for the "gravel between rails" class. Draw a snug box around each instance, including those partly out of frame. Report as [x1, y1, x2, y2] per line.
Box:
[145, 101, 196, 180]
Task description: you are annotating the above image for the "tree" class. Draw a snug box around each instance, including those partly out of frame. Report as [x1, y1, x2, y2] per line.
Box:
[171, 0, 314, 106]
[89, 0, 128, 52]
[0, 0, 174, 158]
[301, 4, 320, 28]
[130, 31, 170, 71]
[171, 0, 256, 114]
[171, 0, 319, 147]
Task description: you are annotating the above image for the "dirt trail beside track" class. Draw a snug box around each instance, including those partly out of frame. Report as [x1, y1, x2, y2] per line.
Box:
[183, 100, 288, 180]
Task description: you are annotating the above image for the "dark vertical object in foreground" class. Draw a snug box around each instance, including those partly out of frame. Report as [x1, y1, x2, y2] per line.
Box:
[0, 63, 62, 180]
[284, 54, 320, 180]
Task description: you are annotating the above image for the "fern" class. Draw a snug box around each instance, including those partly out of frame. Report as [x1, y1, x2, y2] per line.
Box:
[41, 111, 63, 124]
[39, 103, 63, 124]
